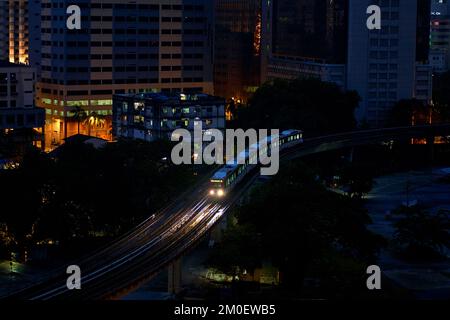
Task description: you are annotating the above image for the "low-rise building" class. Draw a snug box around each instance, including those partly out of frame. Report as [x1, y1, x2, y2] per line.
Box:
[0, 61, 45, 150]
[113, 92, 225, 142]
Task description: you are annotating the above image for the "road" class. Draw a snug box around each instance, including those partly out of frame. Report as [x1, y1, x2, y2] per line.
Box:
[4, 124, 450, 300]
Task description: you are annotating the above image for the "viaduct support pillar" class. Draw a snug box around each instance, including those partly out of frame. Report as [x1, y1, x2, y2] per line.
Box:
[210, 215, 228, 245]
[168, 257, 182, 295]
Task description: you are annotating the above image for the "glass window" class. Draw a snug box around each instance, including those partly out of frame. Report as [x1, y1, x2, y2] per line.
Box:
[0, 73, 7, 84]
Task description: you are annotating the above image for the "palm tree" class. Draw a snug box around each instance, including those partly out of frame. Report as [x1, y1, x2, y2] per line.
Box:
[70, 106, 88, 135]
[83, 111, 106, 136]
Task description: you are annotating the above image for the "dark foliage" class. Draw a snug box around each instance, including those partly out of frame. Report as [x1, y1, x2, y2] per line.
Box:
[0, 139, 195, 258]
[232, 78, 359, 135]
[208, 161, 385, 297]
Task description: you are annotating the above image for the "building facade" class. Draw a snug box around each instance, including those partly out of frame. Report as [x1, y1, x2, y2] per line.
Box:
[430, 0, 450, 72]
[270, 0, 348, 63]
[37, 0, 214, 148]
[0, 61, 45, 148]
[0, 0, 41, 66]
[346, 0, 432, 127]
[0, 3, 7, 62]
[113, 92, 225, 142]
[214, 0, 262, 103]
[429, 48, 448, 72]
[262, 0, 432, 127]
[261, 0, 348, 86]
[266, 55, 346, 88]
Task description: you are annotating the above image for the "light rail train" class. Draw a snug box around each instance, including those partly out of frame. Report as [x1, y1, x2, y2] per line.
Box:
[209, 130, 303, 197]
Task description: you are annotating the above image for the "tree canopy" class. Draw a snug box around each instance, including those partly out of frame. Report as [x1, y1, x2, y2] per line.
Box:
[208, 161, 385, 297]
[0, 139, 196, 258]
[431, 72, 450, 123]
[393, 205, 450, 261]
[232, 78, 360, 135]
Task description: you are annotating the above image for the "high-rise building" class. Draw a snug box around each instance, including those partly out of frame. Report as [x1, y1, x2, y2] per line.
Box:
[261, 0, 348, 86]
[36, 0, 214, 147]
[28, 0, 42, 73]
[347, 0, 432, 127]
[0, 0, 28, 64]
[214, 0, 262, 103]
[430, 0, 450, 72]
[271, 0, 348, 63]
[0, 4, 7, 62]
[262, 0, 432, 127]
[0, 0, 42, 68]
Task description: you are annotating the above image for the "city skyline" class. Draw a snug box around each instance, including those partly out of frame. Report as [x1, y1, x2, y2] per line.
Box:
[1, 0, 450, 309]
[0, 0, 440, 136]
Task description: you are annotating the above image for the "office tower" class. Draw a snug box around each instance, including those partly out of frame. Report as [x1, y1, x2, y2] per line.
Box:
[271, 0, 348, 63]
[262, 0, 348, 86]
[0, 61, 45, 149]
[214, 0, 262, 103]
[28, 0, 42, 73]
[0, 0, 29, 65]
[37, 0, 214, 147]
[113, 92, 225, 142]
[430, 0, 450, 72]
[0, 4, 7, 62]
[0, 1, 41, 68]
[347, 0, 432, 127]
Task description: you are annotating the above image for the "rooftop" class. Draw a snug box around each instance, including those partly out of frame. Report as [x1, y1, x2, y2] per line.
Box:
[212, 165, 237, 180]
[63, 134, 108, 146]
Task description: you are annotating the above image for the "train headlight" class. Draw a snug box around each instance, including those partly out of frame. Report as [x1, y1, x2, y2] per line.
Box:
[217, 189, 224, 197]
[209, 190, 215, 196]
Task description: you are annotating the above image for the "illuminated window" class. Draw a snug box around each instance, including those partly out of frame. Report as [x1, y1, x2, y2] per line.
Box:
[91, 99, 113, 106]
[66, 100, 89, 107]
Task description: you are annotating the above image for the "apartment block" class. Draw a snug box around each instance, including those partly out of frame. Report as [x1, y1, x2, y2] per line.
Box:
[113, 92, 225, 142]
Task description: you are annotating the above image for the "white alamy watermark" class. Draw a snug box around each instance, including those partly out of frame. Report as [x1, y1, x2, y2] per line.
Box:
[367, 5, 381, 30]
[366, 265, 382, 290]
[65, 4, 381, 31]
[171, 122, 280, 176]
[66, 5, 81, 30]
[66, 265, 81, 290]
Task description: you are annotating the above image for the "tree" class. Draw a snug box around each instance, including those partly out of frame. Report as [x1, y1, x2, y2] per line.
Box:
[432, 72, 450, 123]
[388, 99, 431, 127]
[233, 78, 360, 135]
[69, 106, 88, 135]
[433, 71, 450, 108]
[83, 111, 106, 136]
[0, 148, 52, 259]
[340, 163, 375, 199]
[225, 98, 241, 121]
[207, 224, 262, 278]
[393, 206, 450, 261]
[0, 138, 196, 259]
[208, 161, 385, 295]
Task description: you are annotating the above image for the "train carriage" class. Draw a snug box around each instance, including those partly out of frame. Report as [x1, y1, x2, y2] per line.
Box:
[209, 129, 303, 198]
